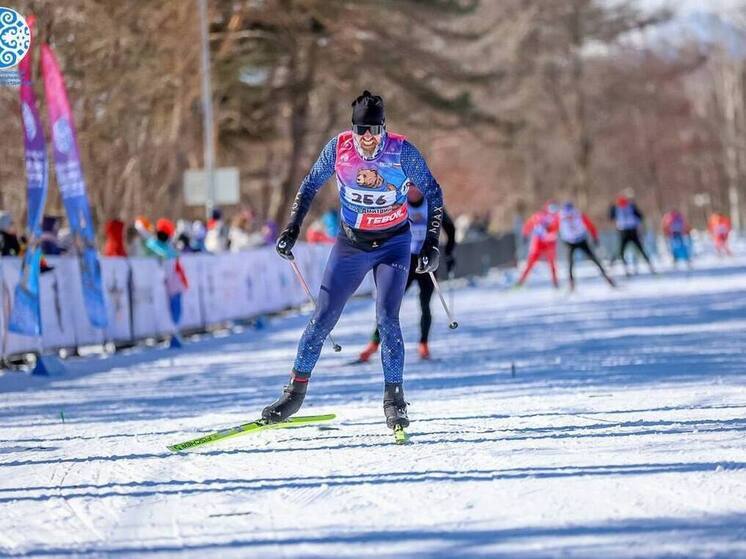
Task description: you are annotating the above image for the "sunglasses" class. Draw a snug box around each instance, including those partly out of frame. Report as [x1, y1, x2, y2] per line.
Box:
[352, 124, 384, 135]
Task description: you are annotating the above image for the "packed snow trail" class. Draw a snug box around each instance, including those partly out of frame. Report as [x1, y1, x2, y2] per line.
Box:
[1, 257, 745, 558]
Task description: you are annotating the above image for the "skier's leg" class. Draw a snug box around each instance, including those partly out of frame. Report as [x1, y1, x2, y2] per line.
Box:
[547, 248, 559, 288]
[619, 231, 632, 274]
[372, 233, 411, 429]
[631, 231, 655, 272]
[518, 250, 539, 285]
[582, 240, 615, 286]
[373, 236, 411, 385]
[264, 240, 371, 422]
[567, 243, 577, 290]
[293, 239, 371, 376]
[361, 255, 416, 361]
[418, 272, 434, 344]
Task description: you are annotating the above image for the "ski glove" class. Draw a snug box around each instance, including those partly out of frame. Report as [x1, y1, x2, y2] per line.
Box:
[276, 224, 300, 260]
[416, 239, 440, 274]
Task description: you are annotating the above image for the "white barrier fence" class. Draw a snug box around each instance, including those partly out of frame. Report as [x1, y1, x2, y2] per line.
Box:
[0, 243, 373, 358]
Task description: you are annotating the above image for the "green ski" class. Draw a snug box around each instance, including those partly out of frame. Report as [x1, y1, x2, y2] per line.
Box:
[168, 413, 336, 452]
[393, 424, 410, 445]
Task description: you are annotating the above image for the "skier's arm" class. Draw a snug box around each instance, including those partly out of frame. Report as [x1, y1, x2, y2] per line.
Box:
[633, 205, 644, 222]
[608, 205, 616, 221]
[401, 141, 443, 247]
[287, 138, 337, 230]
[442, 209, 456, 256]
[276, 138, 337, 259]
[582, 213, 599, 242]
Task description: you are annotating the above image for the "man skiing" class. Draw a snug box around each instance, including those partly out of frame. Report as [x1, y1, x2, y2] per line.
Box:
[662, 209, 692, 267]
[608, 195, 655, 275]
[357, 185, 456, 363]
[516, 202, 560, 288]
[708, 213, 732, 256]
[262, 90, 444, 435]
[558, 201, 615, 291]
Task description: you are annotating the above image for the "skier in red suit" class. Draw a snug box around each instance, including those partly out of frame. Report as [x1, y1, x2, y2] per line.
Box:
[516, 203, 560, 288]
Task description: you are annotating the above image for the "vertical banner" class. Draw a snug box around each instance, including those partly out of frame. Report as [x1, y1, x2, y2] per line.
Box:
[41, 43, 107, 329]
[9, 15, 46, 336]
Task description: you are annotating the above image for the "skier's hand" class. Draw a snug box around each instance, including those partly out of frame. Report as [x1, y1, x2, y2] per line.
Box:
[276, 224, 300, 260]
[416, 240, 440, 274]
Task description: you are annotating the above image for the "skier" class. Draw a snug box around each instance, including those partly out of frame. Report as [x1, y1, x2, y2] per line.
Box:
[516, 202, 560, 288]
[357, 185, 456, 363]
[608, 195, 655, 275]
[662, 209, 692, 267]
[708, 213, 732, 257]
[558, 201, 615, 291]
[262, 90, 444, 435]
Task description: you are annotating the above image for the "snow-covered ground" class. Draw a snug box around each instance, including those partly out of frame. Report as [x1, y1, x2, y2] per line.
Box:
[1, 256, 745, 558]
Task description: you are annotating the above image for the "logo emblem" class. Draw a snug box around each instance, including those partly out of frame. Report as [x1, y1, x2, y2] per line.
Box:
[0, 8, 30, 70]
[53, 117, 74, 154]
[21, 101, 36, 139]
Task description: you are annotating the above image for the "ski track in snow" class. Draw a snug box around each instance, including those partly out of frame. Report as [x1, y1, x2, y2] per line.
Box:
[1, 255, 745, 558]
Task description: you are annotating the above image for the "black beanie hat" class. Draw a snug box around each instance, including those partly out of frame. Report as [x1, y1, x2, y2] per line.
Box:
[351, 90, 385, 125]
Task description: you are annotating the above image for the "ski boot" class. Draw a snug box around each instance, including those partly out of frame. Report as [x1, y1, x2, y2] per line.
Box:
[262, 374, 308, 423]
[418, 342, 430, 360]
[383, 382, 409, 429]
[358, 341, 380, 363]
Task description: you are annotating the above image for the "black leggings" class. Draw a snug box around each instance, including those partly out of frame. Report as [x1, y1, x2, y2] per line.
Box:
[566, 239, 607, 283]
[373, 254, 434, 344]
[619, 229, 652, 266]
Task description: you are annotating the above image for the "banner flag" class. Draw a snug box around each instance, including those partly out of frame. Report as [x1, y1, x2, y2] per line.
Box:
[9, 15, 46, 336]
[41, 42, 107, 328]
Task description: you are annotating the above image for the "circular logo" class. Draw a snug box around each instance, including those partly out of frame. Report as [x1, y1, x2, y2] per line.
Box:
[53, 118, 74, 154]
[0, 8, 30, 70]
[21, 102, 36, 139]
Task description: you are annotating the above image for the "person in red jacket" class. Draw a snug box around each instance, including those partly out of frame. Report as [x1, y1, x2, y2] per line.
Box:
[559, 202, 615, 291]
[103, 219, 127, 257]
[516, 202, 560, 288]
[708, 213, 732, 256]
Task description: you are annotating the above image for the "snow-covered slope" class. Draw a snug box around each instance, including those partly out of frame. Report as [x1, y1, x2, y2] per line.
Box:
[1, 257, 745, 558]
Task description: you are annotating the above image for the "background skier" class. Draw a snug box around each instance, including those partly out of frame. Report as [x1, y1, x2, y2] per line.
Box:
[357, 185, 456, 362]
[559, 201, 615, 291]
[662, 209, 692, 267]
[608, 195, 655, 275]
[516, 202, 559, 288]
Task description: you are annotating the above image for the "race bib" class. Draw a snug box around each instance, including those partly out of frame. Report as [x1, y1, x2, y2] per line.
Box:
[343, 187, 398, 209]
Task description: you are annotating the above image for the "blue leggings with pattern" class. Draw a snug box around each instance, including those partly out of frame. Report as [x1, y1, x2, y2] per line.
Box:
[293, 230, 411, 383]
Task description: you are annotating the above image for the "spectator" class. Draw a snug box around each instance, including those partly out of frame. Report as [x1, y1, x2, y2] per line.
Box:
[174, 219, 193, 253]
[145, 218, 189, 330]
[131, 216, 154, 257]
[228, 210, 264, 252]
[0, 211, 21, 256]
[40, 215, 64, 255]
[261, 219, 278, 245]
[190, 220, 206, 252]
[205, 208, 229, 253]
[321, 208, 340, 238]
[305, 219, 334, 243]
[103, 219, 127, 257]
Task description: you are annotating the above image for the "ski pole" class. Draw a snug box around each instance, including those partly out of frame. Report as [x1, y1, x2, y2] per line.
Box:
[287, 255, 342, 352]
[429, 271, 458, 329]
[448, 269, 455, 315]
